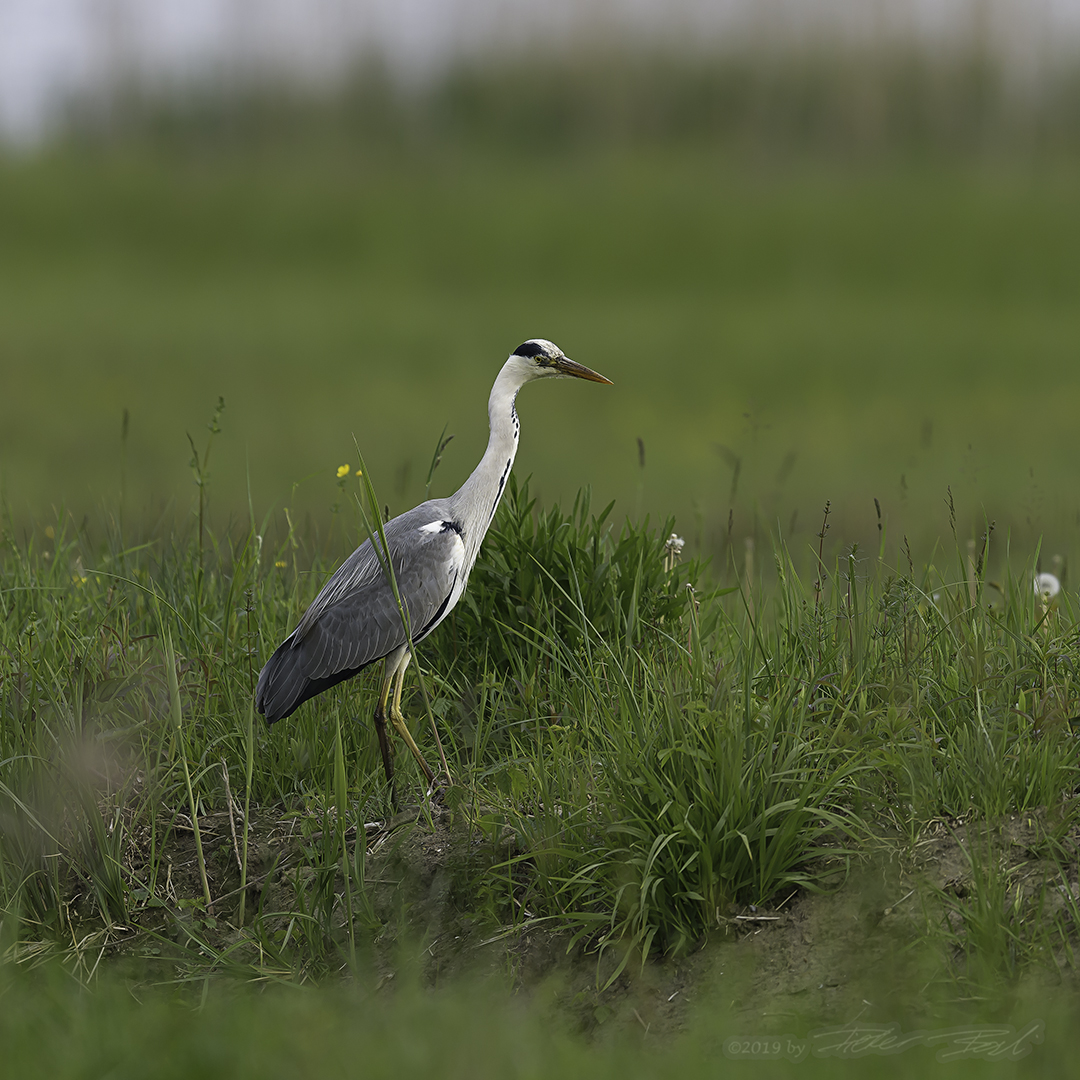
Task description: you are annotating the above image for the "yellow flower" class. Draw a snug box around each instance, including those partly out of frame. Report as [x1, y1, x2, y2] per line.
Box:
[355, 469, 362, 476]
[275, 560, 287, 569]
[336, 464, 350, 478]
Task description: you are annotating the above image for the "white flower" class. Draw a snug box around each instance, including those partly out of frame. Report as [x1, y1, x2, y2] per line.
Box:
[1035, 572, 1061, 600]
[663, 533, 685, 572]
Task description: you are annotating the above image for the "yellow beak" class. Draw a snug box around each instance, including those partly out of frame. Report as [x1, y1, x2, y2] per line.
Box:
[556, 357, 613, 385]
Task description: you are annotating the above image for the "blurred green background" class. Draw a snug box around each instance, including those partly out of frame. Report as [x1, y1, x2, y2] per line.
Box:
[3, 46, 1080, 564]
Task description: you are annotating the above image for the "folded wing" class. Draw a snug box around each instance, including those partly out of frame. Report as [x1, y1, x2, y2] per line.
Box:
[256, 504, 465, 723]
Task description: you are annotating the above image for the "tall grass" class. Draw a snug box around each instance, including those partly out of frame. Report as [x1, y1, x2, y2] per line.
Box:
[2, 456, 1079, 994]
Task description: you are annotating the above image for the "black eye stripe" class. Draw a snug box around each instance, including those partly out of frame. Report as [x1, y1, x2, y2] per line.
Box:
[513, 341, 546, 359]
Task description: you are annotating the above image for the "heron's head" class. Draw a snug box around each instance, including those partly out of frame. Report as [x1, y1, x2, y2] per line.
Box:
[510, 339, 612, 385]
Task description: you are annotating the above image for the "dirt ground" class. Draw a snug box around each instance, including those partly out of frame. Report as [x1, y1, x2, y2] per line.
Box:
[105, 800, 1079, 1041]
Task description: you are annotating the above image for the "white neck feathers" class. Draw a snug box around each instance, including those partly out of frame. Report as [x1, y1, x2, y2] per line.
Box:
[449, 356, 533, 558]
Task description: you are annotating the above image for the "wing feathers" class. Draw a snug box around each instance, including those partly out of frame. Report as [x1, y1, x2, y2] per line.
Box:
[256, 509, 466, 723]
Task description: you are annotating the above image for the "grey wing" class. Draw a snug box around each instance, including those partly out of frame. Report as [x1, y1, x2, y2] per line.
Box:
[256, 501, 465, 723]
[294, 503, 464, 675]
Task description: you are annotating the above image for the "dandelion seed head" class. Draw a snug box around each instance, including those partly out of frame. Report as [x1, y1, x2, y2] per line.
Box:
[665, 534, 685, 554]
[1035, 572, 1061, 600]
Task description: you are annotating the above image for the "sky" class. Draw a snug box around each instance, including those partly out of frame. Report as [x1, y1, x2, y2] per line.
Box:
[1, 0, 1079, 140]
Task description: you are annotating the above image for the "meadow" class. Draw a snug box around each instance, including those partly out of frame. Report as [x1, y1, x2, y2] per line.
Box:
[3, 464, 1080, 1074]
[3, 117, 1080, 563]
[3, 47, 1080, 1074]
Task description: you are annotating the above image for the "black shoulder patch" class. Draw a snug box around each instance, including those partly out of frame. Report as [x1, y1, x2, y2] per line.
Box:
[441, 520, 464, 537]
[513, 341, 546, 359]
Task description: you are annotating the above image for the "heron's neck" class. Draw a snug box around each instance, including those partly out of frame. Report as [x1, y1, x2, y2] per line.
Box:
[451, 360, 526, 547]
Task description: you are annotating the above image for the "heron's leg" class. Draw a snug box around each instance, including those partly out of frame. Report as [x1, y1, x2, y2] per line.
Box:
[372, 667, 396, 789]
[387, 651, 436, 785]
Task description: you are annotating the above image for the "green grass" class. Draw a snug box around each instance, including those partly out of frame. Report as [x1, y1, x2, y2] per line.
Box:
[1, 491, 1079, 1069]
[3, 465, 1080, 965]
[0, 960, 1069, 1079]
[4, 442, 1080, 1066]
[7, 53, 1080, 1070]
[4, 142, 1080, 561]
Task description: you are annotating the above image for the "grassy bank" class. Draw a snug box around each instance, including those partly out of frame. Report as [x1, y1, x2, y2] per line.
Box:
[2, 471, 1079, 991]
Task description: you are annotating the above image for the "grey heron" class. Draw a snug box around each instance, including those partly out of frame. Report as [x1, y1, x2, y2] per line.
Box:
[255, 339, 611, 790]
